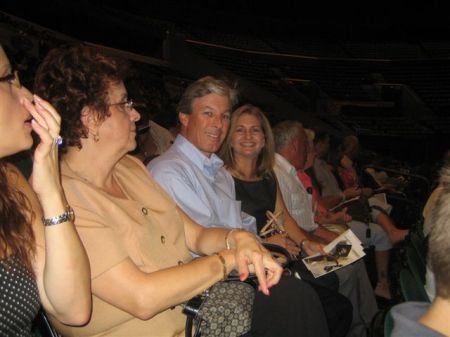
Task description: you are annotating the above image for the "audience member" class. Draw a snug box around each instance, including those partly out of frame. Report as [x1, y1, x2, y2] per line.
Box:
[0, 44, 91, 336]
[134, 116, 175, 164]
[391, 163, 450, 337]
[312, 129, 394, 299]
[272, 120, 379, 337]
[218, 105, 353, 337]
[149, 76, 334, 337]
[35, 44, 283, 337]
[337, 135, 408, 243]
[420, 151, 450, 302]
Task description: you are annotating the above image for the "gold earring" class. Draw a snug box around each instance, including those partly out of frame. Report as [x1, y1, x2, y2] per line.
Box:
[91, 131, 100, 142]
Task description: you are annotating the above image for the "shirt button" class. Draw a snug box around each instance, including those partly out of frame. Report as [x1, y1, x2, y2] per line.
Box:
[161, 235, 165, 244]
[177, 260, 184, 265]
[141, 207, 148, 215]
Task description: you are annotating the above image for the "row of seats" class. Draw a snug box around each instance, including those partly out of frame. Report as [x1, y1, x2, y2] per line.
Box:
[383, 222, 430, 337]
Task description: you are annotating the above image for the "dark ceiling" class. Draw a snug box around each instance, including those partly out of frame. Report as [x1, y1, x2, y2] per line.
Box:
[1, 0, 450, 167]
[3, 0, 450, 50]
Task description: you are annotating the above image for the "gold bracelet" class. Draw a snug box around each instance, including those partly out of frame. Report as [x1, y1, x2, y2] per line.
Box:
[214, 252, 227, 281]
[225, 229, 237, 250]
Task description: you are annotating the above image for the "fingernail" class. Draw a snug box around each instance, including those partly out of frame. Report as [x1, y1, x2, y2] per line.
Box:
[239, 273, 245, 281]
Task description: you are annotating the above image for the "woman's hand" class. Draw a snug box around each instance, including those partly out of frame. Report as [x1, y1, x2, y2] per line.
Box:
[230, 231, 283, 296]
[23, 95, 63, 200]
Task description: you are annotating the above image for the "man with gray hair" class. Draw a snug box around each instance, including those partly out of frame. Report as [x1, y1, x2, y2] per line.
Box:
[272, 120, 379, 337]
[390, 164, 450, 337]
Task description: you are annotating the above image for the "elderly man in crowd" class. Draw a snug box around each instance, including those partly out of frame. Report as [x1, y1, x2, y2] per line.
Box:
[272, 120, 379, 337]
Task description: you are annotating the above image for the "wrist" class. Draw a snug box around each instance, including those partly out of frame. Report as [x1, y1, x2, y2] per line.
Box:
[214, 252, 227, 280]
[38, 194, 68, 219]
[299, 239, 309, 251]
[226, 229, 249, 249]
[42, 205, 74, 226]
[215, 250, 235, 280]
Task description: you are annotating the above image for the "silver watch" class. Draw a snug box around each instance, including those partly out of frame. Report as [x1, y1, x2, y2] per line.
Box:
[42, 206, 75, 226]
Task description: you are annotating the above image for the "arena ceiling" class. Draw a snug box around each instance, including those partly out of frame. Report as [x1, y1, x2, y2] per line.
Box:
[2, 0, 450, 48]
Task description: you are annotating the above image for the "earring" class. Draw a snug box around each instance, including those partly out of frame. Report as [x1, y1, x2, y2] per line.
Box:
[91, 131, 100, 143]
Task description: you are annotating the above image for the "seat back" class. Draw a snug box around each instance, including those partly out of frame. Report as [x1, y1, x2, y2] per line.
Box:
[399, 268, 430, 302]
[384, 308, 394, 337]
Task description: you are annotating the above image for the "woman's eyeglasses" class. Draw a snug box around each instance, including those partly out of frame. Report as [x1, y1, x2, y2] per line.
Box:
[0, 70, 21, 88]
[109, 99, 135, 113]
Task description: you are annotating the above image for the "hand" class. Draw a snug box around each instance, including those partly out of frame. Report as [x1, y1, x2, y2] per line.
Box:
[360, 187, 373, 197]
[263, 233, 301, 256]
[344, 187, 361, 199]
[231, 231, 283, 296]
[301, 240, 326, 257]
[331, 208, 352, 224]
[24, 95, 63, 200]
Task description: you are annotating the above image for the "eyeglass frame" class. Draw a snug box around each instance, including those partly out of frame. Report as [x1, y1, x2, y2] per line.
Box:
[108, 98, 137, 113]
[0, 70, 21, 88]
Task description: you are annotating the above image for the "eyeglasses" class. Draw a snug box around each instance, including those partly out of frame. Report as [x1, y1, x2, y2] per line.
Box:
[0, 70, 21, 89]
[109, 99, 137, 114]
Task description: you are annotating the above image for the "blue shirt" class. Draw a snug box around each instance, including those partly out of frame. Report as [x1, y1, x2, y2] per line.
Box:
[391, 302, 445, 337]
[147, 134, 257, 233]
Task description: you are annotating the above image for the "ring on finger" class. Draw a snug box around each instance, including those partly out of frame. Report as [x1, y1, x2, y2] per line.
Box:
[54, 135, 64, 146]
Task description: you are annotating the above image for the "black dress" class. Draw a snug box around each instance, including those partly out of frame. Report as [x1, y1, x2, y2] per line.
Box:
[233, 175, 277, 233]
[0, 255, 40, 337]
[233, 174, 353, 337]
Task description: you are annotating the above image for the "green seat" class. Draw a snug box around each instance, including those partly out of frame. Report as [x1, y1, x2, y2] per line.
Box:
[406, 245, 426, 284]
[408, 231, 427, 265]
[384, 308, 394, 337]
[399, 268, 430, 302]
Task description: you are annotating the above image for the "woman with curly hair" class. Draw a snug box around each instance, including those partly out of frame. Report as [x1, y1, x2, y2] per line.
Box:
[34, 43, 282, 337]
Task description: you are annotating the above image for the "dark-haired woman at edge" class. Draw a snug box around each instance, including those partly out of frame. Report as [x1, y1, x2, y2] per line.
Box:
[0, 44, 91, 336]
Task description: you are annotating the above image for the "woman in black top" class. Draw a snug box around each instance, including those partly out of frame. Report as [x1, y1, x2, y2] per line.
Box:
[219, 104, 353, 337]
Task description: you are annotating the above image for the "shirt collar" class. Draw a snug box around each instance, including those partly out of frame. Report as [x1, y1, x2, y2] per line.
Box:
[174, 134, 224, 177]
[275, 153, 297, 176]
